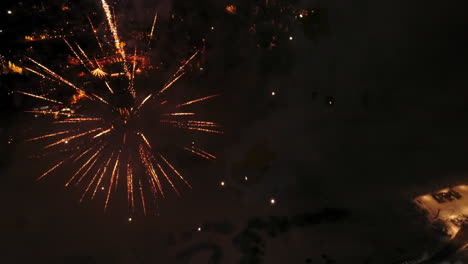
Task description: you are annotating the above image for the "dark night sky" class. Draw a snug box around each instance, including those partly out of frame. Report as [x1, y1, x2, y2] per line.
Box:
[1, 0, 468, 263]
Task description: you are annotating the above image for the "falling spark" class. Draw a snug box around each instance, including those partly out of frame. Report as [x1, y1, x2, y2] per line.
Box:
[176, 94, 220, 107]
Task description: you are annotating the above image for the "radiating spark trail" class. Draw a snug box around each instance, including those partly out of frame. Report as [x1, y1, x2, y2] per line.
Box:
[88, 16, 104, 53]
[156, 162, 180, 196]
[139, 179, 147, 216]
[24, 67, 53, 81]
[139, 132, 152, 149]
[163, 113, 196, 116]
[93, 127, 113, 139]
[67, 146, 104, 186]
[45, 128, 102, 148]
[184, 147, 216, 160]
[181, 126, 223, 134]
[159, 154, 191, 188]
[26, 57, 89, 96]
[67, 118, 102, 122]
[137, 93, 153, 110]
[73, 146, 95, 162]
[184, 147, 211, 160]
[127, 163, 135, 212]
[158, 72, 185, 95]
[80, 166, 102, 202]
[90, 93, 111, 106]
[176, 94, 220, 107]
[17, 91, 64, 104]
[105, 153, 120, 211]
[75, 154, 100, 186]
[130, 48, 137, 93]
[148, 12, 158, 48]
[92, 154, 114, 199]
[101, 0, 132, 95]
[37, 160, 66, 181]
[63, 38, 92, 72]
[173, 50, 199, 78]
[139, 146, 164, 196]
[25, 110, 68, 117]
[104, 81, 114, 94]
[75, 41, 95, 68]
[26, 130, 71, 142]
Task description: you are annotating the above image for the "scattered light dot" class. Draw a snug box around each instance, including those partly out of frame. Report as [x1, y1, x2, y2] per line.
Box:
[211, 26, 214, 30]
[221, 181, 225, 186]
[270, 198, 276, 205]
[101, 187, 105, 190]
[197, 227, 202, 231]
[7, 10, 12, 15]
[200, 67, 204, 71]
[299, 14, 303, 18]
[128, 217, 132, 222]
[289, 36, 293, 40]
[244, 176, 248, 181]
[0, 29, 3, 33]
[64, 140, 69, 144]
[192, 141, 195, 145]
[271, 91, 276, 96]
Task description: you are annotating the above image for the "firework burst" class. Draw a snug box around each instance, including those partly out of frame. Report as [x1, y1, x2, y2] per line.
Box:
[19, 0, 221, 216]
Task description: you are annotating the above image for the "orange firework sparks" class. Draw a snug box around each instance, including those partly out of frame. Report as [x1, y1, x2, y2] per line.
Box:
[71, 90, 87, 104]
[20, 4, 221, 215]
[45, 128, 102, 148]
[176, 94, 220, 107]
[17, 91, 64, 104]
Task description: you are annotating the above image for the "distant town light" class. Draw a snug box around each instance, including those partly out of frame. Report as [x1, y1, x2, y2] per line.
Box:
[220, 181, 225, 186]
[128, 217, 132, 222]
[197, 227, 202, 231]
[289, 36, 293, 40]
[271, 91, 276, 96]
[270, 198, 276, 205]
[7, 10, 12, 15]
[211, 26, 214, 30]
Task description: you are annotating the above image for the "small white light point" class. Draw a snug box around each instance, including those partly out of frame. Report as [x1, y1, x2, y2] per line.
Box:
[270, 198, 276, 205]
[128, 217, 132, 222]
[101, 187, 105, 190]
[200, 67, 204, 71]
[244, 176, 248, 181]
[7, 10, 12, 15]
[289, 36, 293, 40]
[299, 14, 303, 18]
[211, 26, 214, 30]
[64, 140, 69, 144]
[197, 227, 202, 231]
[220, 181, 225, 186]
[271, 91, 276, 96]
